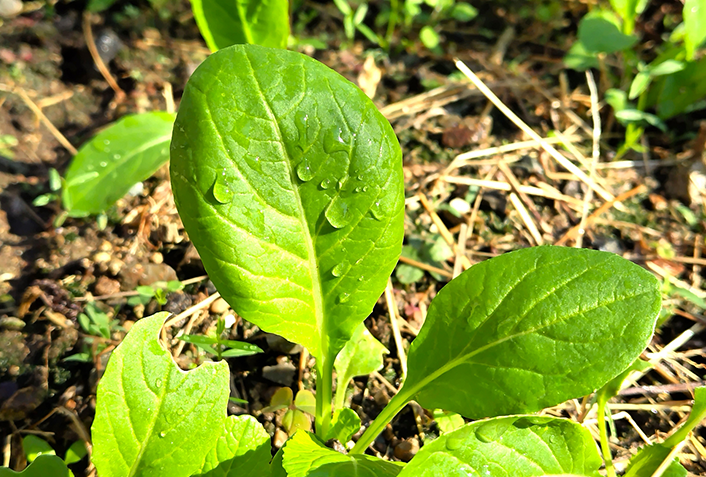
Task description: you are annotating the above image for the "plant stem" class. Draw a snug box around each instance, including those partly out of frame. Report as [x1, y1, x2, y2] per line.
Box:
[385, 0, 398, 49]
[333, 377, 346, 412]
[597, 397, 617, 477]
[350, 387, 413, 454]
[314, 356, 334, 439]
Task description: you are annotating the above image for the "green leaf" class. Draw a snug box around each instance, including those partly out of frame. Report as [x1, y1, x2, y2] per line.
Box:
[219, 342, 263, 358]
[432, 409, 464, 435]
[0, 455, 70, 477]
[283, 432, 403, 477]
[649, 59, 686, 77]
[563, 41, 600, 71]
[191, 0, 289, 52]
[86, 0, 118, 12]
[22, 435, 55, 462]
[577, 11, 638, 54]
[294, 389, 317, 415]
[63, 441, 88, 465]
[684, 0, 706, 61]
[193, 415, 271, 477]
[419, 26, 440, 49]
[400, 246, 661, 420]
[596, 358, 651, 403]
[399, 416, 602, 477]
[62, 112, 175, 217]
[450, 3, 478, 22]
[397, 246, 425, 284]
[609, 0, 648, 34]
[137, 285, 157, 297]
[283, 409, 312, 434]
[170, 44, 404, 365]
[615, 109, 667, 132]
[628, 71, 651, 100]
[605, 88, 629, 112]
[48, 168, 62, 192]
[653, 57, 706, 118]
[91, 312, 271, 477]
[334, 322, 388, 407]
[324, 408, 361, 443]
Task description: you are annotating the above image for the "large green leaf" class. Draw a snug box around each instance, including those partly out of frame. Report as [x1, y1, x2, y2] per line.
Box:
[283, 431, 403, 477]
[91, 312, 270, 477]
[170, 44, 404, 364]
[399, 416, 601, 477]
[399, 246, 660, 419]
[0, 456, 70, 477]
[62, 112, 175, 217]
[191, 0, 289, 51]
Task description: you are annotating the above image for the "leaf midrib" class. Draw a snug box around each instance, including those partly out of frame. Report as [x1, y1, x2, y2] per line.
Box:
[242, 51, 325, 356]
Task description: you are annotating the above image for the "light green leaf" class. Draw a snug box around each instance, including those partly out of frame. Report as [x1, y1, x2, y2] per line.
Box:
[295, 389, 317, 415]
[654, 57, 706, 118]
[684, 0, 706, 61]
[0, 455, 70, 477]
[624, 445, 686, 477]
[400, 246, 661, 419]
[63, 441, 87, 466]
[432, 409, 464, 435]
[283, 409, 312, 435]
[194, 415, 271, 477]
[649, 60, 686, 77]
[615, 109, 667, 132]
[22, 435, 55, 462]
[170, 45, 404, 365]
[324, 408, 361, 443]
[609, 0, 648, 34]
[419, 26, 440, 49]
[283, 431, 403, 477]
[577, 11, 638, 54]
[400, 416, 602, 477]
[628, 71, 651, 100]
[605, 88, 629, 112]
[191, 0, 289, 51]
[450, 3, 478, 22]
[91, 312, 271, 477]
[62, 112, 175, 217]
[334, 322, 388, 408]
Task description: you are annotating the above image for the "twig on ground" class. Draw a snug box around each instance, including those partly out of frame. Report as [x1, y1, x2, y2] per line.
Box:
[453, 223, 468, 278]
[163, 292, 221, 329]
[82, 12, 124, 101]
[385, 279, 407, 379]
[417, 193, 473, 270]
[75, 275, 208, 302]
[576, 70, 602, 248]
[398, 254, 452, 278]
[454, 59, 615, 203]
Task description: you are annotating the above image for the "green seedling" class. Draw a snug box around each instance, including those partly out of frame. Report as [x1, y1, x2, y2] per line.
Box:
[0, 435, 88, 477]
[178, 314, 262, 360]
[332, 0, 381, 47]
[64, 302, 121, 363]
[128, 280, 185, 307]
[79, 44, 665, 476]
[263, 387, 316, 435]
[191, 0, 289, 52]
[0, 134, 18, 159]
[565, 1, 706, 157]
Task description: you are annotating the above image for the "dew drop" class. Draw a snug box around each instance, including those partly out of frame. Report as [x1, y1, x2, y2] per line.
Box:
[323, 128, 349, 154]
[357, 175, 363, 181]
[325, 198, 352, 229]
[213, 169, 235, 204]
[362, 186, 368, 192]
[358, 275, 364, 281]
[320, 178, 332, 189]
[338, 292, 350, 303]
[332, 261, 350, 277]
[155, 378, 162, 388]
[475, 420, 511, 443]
[100, 161, 108, 167]
[159, 431, 167, 438]
[113, 154, 121, 160]
[177, 408, 184, 416]
[103, 139, 110, 145]
[445, 436, 463, 451]
[296, 159, 315, 182]
[295, 111, 309, 150]
[353, 187, 361, 193]
[370, 201, 383, 221]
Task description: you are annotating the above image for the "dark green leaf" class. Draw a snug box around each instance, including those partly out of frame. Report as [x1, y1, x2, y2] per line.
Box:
[92, 312, 270, 477]
[577, 11, 638, 54]
[400, 416, 602, 477]
[283, 431, 403, 477]
[400, 246, 661, 419]
[170, 45, 404, 365]
[86, 0, 118, 12]
[191, 0, 289, 51]
[684, 0, 706, 60]
[396, 246, 425, 284]
[0, 455, 70, 477]
[654, 57, 706, 118]
[62, 112, 175, 217]
[450, 3, 478, 22]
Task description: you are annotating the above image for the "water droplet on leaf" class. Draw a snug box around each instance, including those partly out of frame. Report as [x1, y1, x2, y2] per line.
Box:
[295, 111, 309, 150]
[159, 431, 166, 438]
[213, 170, 235, 204]
[113, 154, 121, 160]
[296, 159, 315, 182]
[320, 178, 332, 189]
[100, 161, 107, 167]
[332, 261, 350, 277]
[323, 128, 349, 154]
[445, 436, 463, 450]
[325, 198, 352, 228]
[338, 292, 350, 303]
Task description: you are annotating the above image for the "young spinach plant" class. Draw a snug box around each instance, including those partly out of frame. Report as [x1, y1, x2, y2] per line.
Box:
[88, 44, 664, 476]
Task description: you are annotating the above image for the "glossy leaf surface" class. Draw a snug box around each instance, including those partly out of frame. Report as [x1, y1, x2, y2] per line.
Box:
[170, 45, 404, 362]
[92, 312, 270, 477]
[400, 246, 660, 419]
[283, 431, 403, 477]
[577, 11, 637, 53]
[191, 0, 289, 51]
[62, 112, 175, 217]
[0, 455, 70, 477]
[399, 416, 601, 477]
[684, 0, 706, 60]
[324, 408, 361, 443]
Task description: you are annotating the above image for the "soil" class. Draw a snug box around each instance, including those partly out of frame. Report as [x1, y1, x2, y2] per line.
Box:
[1, 0, 705, 475]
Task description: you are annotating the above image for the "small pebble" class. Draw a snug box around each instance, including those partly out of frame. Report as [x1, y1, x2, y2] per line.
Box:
[273, 429, 288, 448]
[262, 362, 296, 386]
[93, 251, 111, 264]
[0, 317, 24, 330]
[94, 276, 121, 296]
[99, 240, 112, 252]
[0, 0, 22, 19]
[210, 297, 230, 314]
[393, 438, 419, 462]
[449, 197, 471, 215]
[150, 252, 163, 264]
